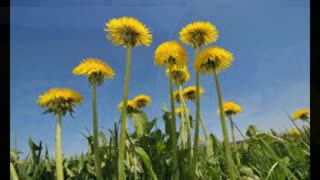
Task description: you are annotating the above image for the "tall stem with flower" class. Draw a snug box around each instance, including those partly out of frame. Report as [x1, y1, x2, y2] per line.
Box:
[177, 86, 186, 149]
[37, 88, 83, 180]
[168, 68, 179, 179]
[73, 58, 115, 179]
[179, 21, 219, 178]
[220, 101, 243, 166]
[105, 16, 152, 180]
[195, 46, 237, 179]
[169, 66, 190, 149]
[178, 86, 192, 152]
[213, 69, 236, 179]
[118, 46, 132, 179]
[155, 40, 188, 180]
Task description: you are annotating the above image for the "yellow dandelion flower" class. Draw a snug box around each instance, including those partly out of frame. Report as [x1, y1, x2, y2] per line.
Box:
[173, 90, 182, 103]
[73, 58, 115, 85]
[179, 21, 219, 48]
[194, 46, 233, 74]
[218, 101, 242, 116]
[291, 109, 310, 121]
[166, 65, 190, 85]
[175, 108, 182, 115]
[132, 94, 152, 109]
[198, 137, 204, 144]
[182, 86, 205, 101]
[37, 88, 83, 115]
[175, 107, 190, 116]
[154, 40, 188, 68]
[105, 16, 152, 47]
[289, 128, 300, 136]
[118, 100, 137, 114]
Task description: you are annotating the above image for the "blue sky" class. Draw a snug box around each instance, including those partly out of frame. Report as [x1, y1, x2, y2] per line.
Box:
[10, 0, 310, 156]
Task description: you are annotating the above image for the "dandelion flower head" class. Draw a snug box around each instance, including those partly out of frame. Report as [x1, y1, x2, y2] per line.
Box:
[218, 101, 242, 116]
[73, 58, 115, 85]
[183, 86, 205, 101]
[118, 100, 138, 114]
[37, 88, 83, 115]
[132, 94, 152, 109]
[173, 90, 183, 103]
[289, 128, 300, 136]
[154, 41, 188, 68]
[175, 107, 190, 117]
[179, 21, 219, 48]
[194, 46, 233, 74]
[291, 109, 310, 121]
[105, 16, 152, 47]
[166, 65, 190, 85]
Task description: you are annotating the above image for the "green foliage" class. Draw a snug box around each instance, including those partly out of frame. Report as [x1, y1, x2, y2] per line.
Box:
[12, 115, 309, 180]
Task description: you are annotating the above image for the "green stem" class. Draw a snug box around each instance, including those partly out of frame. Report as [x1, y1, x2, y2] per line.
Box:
[10, 162, 19, 180]
[228, 116, 241, 166]
[230, 118, 247, 141]
[303, 118, 310, 140]
[289, 116, 303, 134]
[306, 118, 310, 125]
[287, 114, 309, 144]
[192, 71, 201, 177]
[169, 69, 179, 180]
[191, 47, 200, 178]
[118, 46, 132, 180]
[199, 115, 208, 141]
[55, 113, 64, 180]
[178, 85, 186, 149]
[213, 70, 236, 180]
[229, 116, 236, 147]
[134, 154, 137, 180]
[92, 82, 103, 180]
[179, 86, 192, 160]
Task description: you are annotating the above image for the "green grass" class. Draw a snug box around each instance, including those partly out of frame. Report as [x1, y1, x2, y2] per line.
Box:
[10, 112, 310, 180]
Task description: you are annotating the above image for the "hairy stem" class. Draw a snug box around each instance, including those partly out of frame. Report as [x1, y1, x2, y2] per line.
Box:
[229, 115, 241, 166]
[92, 82, 103, 180]
[213, 70, 236, 180]
[230, 117, 247, 141]
[55, 113, 64, 180]
[191, 47, 200, 178]
[169, 69, 179, 180]
[118, 46, 132, 180]
[200, 115, 208, 141]
[179, 85, 192, 160]
[178, 85, 186, 149]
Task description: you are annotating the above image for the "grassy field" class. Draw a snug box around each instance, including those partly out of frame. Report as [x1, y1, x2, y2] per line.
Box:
[10, 109, 310, 180]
